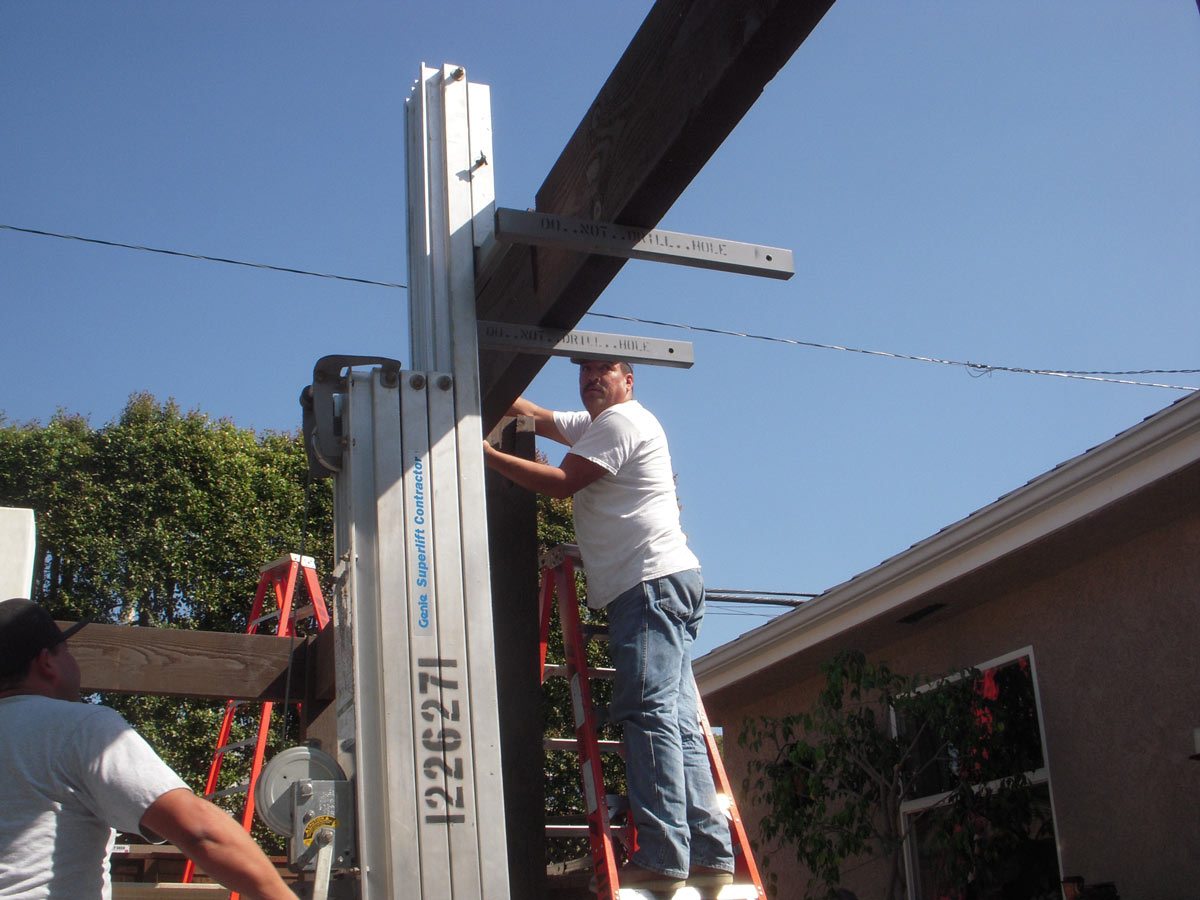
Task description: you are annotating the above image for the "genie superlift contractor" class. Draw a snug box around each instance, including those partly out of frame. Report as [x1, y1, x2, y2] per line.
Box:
[294, 64, 792, 899]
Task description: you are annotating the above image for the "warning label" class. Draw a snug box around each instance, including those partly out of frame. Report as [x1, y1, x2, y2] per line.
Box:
[302, 815, 338, 846]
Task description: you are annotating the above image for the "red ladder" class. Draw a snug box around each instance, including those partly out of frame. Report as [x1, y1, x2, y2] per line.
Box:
[538, 545, 766, 899]
[182, 554, 331, 889]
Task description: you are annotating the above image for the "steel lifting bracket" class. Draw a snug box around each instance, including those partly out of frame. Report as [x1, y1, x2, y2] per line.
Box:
[300, 355, 402, 478]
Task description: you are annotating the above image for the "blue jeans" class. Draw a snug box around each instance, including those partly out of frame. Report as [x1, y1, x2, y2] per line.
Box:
[606, 569, 734, 879]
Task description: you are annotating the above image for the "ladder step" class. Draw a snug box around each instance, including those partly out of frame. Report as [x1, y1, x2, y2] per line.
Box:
[250, 604, 316, 629]
[544, 737, 623, 754]
[543, 663, 616, 680]
[544, 822, 626, 838]
[215, 738, 256, 754]
[209, 781, 250, 800]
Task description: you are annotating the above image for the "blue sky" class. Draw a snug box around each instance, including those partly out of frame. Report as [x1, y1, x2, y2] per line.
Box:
[2, 2, 1197, 656]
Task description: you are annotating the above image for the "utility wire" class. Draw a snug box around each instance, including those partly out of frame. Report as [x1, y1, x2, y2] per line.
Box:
[706, 589, 815, 607]
[584, 312, 1200, 392]
[5, 221, 1194, 390]
[0, 223, 407, 290]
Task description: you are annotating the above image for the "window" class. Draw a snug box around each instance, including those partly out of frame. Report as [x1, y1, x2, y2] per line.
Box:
[895, 649, 1060, 900]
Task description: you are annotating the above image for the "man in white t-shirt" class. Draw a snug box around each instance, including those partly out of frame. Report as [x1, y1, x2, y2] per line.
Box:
[0, 598, 296, 900]
[483, 359, 735, 891]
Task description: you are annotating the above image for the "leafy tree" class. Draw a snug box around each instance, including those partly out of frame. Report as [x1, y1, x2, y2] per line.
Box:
[0, 394, 333, 838]
[740, 650, 1052, 900]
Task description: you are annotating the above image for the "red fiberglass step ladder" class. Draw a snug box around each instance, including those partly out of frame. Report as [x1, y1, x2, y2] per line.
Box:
[182, 554, 331, 890]
[538, 545, 765, 900]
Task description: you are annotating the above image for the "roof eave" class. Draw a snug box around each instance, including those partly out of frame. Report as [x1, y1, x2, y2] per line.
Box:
[695, 391, 1200, 695]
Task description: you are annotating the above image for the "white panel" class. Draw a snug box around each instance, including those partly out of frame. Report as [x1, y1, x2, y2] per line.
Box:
[0, 507, 36, 599]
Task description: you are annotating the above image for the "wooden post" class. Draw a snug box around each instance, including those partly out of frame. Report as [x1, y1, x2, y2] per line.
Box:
[485, 416, 543, 899]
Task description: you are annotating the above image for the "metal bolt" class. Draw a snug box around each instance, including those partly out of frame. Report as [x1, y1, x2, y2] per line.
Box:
[303, 810, 315, 822]
[298, 781, 314, 801]
[317, 827, 335, 846]
[381, 369, 399, 388]
[451, 67, 465, 81]
[436, 375, 453, 391]
[409, 374, 427, 390]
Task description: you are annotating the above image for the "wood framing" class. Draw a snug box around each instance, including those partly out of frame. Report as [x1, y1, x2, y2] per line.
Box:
[477, 0, 834, 428]
[68, 621, 327, 704]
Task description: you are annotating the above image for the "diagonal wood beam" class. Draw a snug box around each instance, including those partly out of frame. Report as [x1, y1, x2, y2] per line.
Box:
[477, 0, 835, 427]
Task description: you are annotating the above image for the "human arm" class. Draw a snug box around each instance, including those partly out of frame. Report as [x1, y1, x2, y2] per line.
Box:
[506, 397, 569, 445]
[482, 441, 607, 499]
[140, 789, 296, 900]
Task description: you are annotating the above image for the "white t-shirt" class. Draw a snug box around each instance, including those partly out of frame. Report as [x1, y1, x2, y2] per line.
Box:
[0, 694, 189, 899]
[555, 400, 700, 607]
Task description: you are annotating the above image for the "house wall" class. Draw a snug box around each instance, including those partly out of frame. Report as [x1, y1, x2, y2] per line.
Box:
[710, 508, 1200, 899]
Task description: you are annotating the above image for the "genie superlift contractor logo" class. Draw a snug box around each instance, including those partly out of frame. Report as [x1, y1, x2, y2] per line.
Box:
[412, 455, 431, 629]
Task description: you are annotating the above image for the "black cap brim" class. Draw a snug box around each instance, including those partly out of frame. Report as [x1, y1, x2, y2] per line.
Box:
[59, 619, 89, 640]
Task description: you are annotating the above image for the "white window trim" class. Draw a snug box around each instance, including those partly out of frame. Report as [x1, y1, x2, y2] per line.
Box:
[889, 646, 1062, 900]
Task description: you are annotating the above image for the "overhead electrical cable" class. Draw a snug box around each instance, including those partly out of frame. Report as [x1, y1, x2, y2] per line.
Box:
[584, 312, 1200, 392]
[4, 221, 1195, 391]
[0, 223, 407, 289]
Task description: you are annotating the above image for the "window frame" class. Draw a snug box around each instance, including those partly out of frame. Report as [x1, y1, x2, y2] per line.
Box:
[889, 646, 1061, 900]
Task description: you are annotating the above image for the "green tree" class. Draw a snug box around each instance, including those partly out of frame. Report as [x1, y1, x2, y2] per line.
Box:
[740, 650, 1051, 900]
[0, 395, 332, 813]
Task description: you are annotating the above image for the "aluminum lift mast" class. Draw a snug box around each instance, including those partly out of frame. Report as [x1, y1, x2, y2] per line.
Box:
[294, 62, 791, 899]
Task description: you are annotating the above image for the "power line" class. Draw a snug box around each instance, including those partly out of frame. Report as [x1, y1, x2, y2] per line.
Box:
[706, 589, 814, 607]
[0, 223, 407, 290]
[5, 221, 1194, 391]
[584, 312, 1200, 392]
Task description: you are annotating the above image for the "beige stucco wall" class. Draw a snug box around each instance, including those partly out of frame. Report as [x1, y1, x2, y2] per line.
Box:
[710, 509, 1200, 899]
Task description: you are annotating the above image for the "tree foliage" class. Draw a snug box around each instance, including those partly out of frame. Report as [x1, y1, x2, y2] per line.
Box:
[740, 650, 1053, 900]
[0, 394, 333, 808]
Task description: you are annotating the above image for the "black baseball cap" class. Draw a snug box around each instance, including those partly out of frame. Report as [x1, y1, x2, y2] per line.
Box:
[0, 598, 88, 680]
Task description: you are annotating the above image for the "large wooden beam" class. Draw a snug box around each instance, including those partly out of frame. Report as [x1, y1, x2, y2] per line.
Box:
[477, 0, 835, 426]
[67, 621, 324, 702]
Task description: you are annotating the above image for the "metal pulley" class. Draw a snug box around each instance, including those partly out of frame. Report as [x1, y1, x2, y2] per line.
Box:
[255, 745, 356, 899]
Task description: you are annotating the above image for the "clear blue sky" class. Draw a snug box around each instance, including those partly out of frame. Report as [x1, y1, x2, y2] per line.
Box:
[3, 3, 1197, 657]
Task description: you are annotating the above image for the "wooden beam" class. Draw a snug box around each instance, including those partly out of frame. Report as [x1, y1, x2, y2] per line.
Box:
[477, 0, 835, 427]
[66, 621, 327, 702]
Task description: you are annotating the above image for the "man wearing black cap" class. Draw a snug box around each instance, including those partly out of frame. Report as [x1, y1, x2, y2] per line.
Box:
[0, 598, 295, 899]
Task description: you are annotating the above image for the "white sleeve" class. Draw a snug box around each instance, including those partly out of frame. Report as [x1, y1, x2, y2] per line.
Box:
[553, 409, 593, 446]
[75, 706, 190, 836]
[563, 409, 640, 475]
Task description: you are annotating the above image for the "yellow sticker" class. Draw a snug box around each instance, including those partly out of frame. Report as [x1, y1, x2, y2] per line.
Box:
[302, 815, 339, 846]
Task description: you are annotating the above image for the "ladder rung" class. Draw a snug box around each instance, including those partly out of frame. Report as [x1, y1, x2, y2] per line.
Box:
[216, 738, 257, 754]
[582, 625, 609, 642]
[543, 664, 616, 680]
[544, 823, 625, 838]
[209, 781, 250, 800]
[251, 605, 317, 630]
[544, 737, 623, 754]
